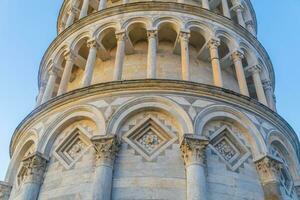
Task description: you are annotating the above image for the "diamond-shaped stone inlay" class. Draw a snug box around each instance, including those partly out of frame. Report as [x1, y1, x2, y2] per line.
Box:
[123, 116, 178, 161]
[53, 126, 91, 169]
[209, 125, 250, 171]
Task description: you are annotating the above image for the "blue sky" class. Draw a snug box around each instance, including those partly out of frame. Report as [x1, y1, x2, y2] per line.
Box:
[0, 0, 299, 180]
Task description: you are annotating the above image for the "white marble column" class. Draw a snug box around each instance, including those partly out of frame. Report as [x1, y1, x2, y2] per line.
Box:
[82, 40, 98, 87]
[113, 32, 126, 81]
[180, 32, 190, 81]
[19, 153, 48, 200]
[98, 0, 107, 10]
[41, 66, 60, 104]
[221, 0, 231, 18]
[36, 82, 46, 106]
[91, 135, 120, 200]
[245, 20, 256, 35]
[233, 4, 246, 27]
[232, 50, 249, 96]
[147, 30, 157, 79]
[208, 39, 223, 87]
[255, 156, 283, 200]
[263, 80, 276, 111]
[65, 6, 77, 28]
[57, 51, 75, 95]
[247, 65, 268, 105]
[202, 0, 210, 9]
[0, 182, 12, 200]
[79, 0, 90, 19]
[180, 134, 209, 200]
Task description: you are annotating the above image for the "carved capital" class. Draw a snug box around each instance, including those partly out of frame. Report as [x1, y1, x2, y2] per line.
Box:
[0, 182, 12, 200]
[91, 135, 120, 167]
[180, 134, 209, 167]
[147, 30, 158, 39]
[262, 80, 273, 91]
[87, 39, 99, 49]
[48, 63, 62, 76]
[64, 50, 76, 62]
[20, 153, 48, 184]
[115, 32, 127, 42]
[255, 155, 283, 184]
[246, 64, 262, 75]
[179, 32, 190, 42]
[231, 50, 244, 62]
[208, 38, 220, 50]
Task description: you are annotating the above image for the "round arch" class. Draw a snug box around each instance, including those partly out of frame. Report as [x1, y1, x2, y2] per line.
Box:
[194, 104, 267, 159]
[106, 96, 194, 136]
[37, 104, 106, 157]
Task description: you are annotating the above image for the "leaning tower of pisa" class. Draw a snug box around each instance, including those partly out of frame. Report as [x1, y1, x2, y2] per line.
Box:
[1, 0, 300, 199]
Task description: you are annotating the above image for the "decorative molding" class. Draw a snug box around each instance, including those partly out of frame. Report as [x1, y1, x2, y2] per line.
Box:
[254, 155, 283, 183]
[0, 182, 12, 200]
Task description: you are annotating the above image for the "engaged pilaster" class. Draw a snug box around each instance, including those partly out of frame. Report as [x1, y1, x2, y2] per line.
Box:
[179, 32, 190, 81]
[91, 135, 120, 200]
[113, 32, 126, 81]
[180, 134, 209, 200]
[0, 182, 12, 200]
[255, 156, 284, 200]
[232, 50, 249, 96]
[208, 38, 223, 87]
[20, 153, 48, 200]
[147, 30, 158, 79]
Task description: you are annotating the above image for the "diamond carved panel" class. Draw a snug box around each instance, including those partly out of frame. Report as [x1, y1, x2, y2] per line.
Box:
[209, 125, 251, 171]
[123, 117, 178, 161]
[53, 126, 92, 169]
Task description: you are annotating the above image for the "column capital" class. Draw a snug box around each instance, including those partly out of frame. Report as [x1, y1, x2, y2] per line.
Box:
[255, 155, 283, 183]
[232, 0, 244, 11]
[20, 153, 48, 184]
[64, 50, 76, 62]
[69, 5, 80, 14]
[87, 39, 99, 49]
[0, 182, 12, 200]
[91, 135, 120, 167]
[208, 38, 221, 49]
[246, 64, 262, 74]
[179, 31, 190, 42]
[147, 30, 158, 39]
[231, 49, 244, 62]
[115, 31, 127, 41]
[180, 134, 209, 167]
[48, 65, 62, 76]
[262, 80, 273, 91]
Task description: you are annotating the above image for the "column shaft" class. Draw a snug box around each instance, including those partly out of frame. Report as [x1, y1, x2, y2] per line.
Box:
[221, 0, 231, 18]
[36, 84, 46, 106]
[202, 0, 210, 9]
[147, 30, 157, 79]
[57, 53, 75, 95]
[180, 32, 190, 81]
[82, 41, 98, 87]
[235, 7, 246, 27]
[263, 80, 276, 111]
[208, 39, 223, 87]
[113, 33, 126, 81]
[98, 0, 107, 10]
[232, 51, 249, 96]
[186, 164, 207, 200]
[79, 0, 90, 19]
[250, 66, 268, 105]
[93, 165, 113, 200]
[41, 68, 58, 103]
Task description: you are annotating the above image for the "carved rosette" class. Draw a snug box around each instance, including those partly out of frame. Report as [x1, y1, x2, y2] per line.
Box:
[180, 134, 209, 167]
[0, 182, 12, 200]
[91, 135, 120, 167]
[20, 153, 48, 184]
[255, 155, 283, 184]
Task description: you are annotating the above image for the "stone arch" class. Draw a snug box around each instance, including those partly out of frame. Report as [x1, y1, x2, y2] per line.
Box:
[267, 130, 300, 180]
[153, 16, 182, 32]
[53, 44, 70, 67]
[93, 22, 118, 41]
[185, 21, 213, 40]
[239, 41, 256, 66]
[94, 24, 118, 51]
[106, 96, 194, 137]
[122, 17, 151, 31]
[37, 104, 106, 157]
[70, 31, 92, 53]
[215, 29, 238, 53]
[5, 130, 38, 184]
[194, 104, 267, 159]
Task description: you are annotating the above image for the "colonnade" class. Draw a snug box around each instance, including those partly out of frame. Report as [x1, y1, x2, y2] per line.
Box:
[14, 136, 286, 200]
[61, 0, 255, 35]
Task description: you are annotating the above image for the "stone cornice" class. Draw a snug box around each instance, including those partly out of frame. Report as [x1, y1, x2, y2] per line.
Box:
[11, 80, 298, 159]
[42, 2, 274, 89]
